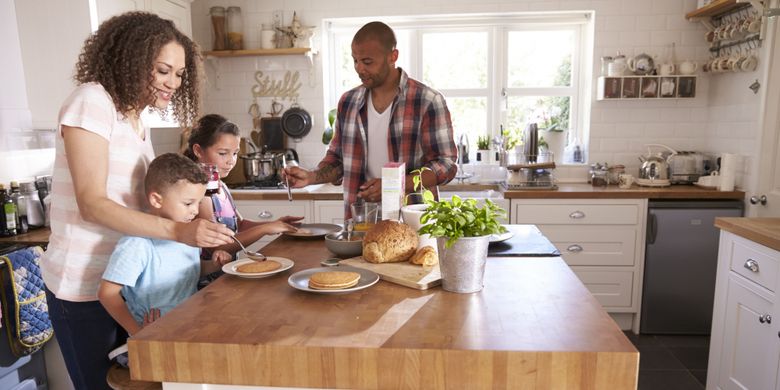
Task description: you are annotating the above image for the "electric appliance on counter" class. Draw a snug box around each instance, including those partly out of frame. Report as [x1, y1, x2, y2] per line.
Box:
[669, 151, 713, 184]
[640, 200, 743, 334]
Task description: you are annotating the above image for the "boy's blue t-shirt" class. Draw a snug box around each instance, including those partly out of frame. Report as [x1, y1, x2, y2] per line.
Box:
[102, 236, 201, 324]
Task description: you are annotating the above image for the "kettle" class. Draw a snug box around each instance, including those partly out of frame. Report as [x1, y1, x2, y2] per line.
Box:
[638, 144, 677, 181]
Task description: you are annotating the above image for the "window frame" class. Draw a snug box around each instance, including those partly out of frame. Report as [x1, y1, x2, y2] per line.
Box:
[324, 12, 594, 163]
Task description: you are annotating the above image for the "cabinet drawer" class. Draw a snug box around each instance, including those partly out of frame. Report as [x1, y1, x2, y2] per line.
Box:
[729, 236, 779, 292]
[538, 225, 637, 266]
[514, 203, 640, 225]
[570, 268, 634, 308]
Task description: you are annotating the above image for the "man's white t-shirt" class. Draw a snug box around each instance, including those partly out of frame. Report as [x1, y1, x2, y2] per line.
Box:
[366, 92, 391, 179]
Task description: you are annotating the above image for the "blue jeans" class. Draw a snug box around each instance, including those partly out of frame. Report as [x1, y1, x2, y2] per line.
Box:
[45, 288, 127, 390]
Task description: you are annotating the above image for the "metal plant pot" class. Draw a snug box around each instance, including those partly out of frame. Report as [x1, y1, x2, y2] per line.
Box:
[436, 235, 490, 293]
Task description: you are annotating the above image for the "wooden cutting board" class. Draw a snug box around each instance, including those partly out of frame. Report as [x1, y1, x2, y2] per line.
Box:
[340, 257, 441, 290]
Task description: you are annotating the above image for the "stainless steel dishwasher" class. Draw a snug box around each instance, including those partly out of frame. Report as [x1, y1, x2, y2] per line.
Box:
[640, 200, 743, 334]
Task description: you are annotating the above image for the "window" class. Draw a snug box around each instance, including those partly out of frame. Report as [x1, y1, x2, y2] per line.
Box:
[324, 13, 594, 163]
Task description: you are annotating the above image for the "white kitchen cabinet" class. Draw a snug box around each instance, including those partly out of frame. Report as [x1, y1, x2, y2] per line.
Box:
[234, 199, 312, 251]
[314, 200, 346, 226]
[707, 231, 780, 390]
[14, 0, 192, 129]
[511, 198, 647, 331]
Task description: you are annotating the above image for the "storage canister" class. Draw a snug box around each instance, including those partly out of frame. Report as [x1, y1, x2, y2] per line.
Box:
[226, 7, 244, 50]
[210, 6, 227, 51]
[261, 24, 276, 49]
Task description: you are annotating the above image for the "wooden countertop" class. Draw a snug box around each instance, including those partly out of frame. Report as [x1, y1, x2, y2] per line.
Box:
[503, 183, 744, 199]
[128, 235, 638, 389]
[230, 183, 744, 201]
[715, 218, 780, 252]
[0, 227, 50, 246]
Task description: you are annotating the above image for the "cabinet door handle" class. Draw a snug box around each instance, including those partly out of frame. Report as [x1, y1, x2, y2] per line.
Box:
[569, 210, 585, 219]
[258, 210, 273, 219]
[744, 259, 759, 273]
[760, 314, 772, 324]
[567, 244, 583, 253]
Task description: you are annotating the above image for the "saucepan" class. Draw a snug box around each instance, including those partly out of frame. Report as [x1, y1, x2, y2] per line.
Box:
[240, 152, 276, 182]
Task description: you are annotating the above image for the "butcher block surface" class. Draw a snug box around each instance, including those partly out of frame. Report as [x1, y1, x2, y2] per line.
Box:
[128, 234, 638, 389]
[339, 256, 441, 290]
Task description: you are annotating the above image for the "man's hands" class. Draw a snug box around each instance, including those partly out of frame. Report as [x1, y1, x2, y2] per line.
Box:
[357, 178, 382, 203]
[283, 166, 313, 188]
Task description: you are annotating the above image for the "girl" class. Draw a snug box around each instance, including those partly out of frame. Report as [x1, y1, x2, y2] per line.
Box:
[184, 114, 302, 256]
[41, 12, 234, 389]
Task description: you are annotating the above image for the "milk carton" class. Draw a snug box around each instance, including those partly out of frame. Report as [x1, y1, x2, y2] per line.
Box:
[381, 162, 405, 221]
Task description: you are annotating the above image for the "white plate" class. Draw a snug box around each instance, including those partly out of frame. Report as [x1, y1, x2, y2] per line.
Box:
[288, 266, 379, 294]
[489, 230, 514, 243]
[222, 257, 294, 279]
[285, 223, 341, 238]
[636, 178, 671, 187]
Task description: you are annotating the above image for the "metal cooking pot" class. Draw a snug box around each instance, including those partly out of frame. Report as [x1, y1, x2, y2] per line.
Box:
[240, 152, 276, 182]
[281, 105, 312, 139]
[638, 144, 676, 181]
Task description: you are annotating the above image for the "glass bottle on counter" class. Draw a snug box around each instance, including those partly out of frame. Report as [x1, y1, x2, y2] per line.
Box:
[200, 163, 221, 196]
[226, 6, 244, 50]
[210, 6, 227, 51]
[9, 181, 27, 234]
[1, 184, 17, 236]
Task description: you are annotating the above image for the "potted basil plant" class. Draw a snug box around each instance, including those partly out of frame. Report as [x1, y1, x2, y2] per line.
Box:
[418, 195, 507, 293]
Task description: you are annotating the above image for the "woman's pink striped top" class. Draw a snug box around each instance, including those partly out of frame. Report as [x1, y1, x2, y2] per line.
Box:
[40, 83, 155, 302]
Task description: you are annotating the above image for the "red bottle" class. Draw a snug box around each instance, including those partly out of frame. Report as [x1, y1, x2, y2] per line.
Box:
[200, 164, 220, 196]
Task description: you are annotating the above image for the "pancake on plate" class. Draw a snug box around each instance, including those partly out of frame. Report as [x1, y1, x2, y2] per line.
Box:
[236, 260, 281, 274]
[308, 271, 360, 290]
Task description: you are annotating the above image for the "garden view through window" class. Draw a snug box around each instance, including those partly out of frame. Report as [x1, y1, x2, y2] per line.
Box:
[326, 13, 593, 163]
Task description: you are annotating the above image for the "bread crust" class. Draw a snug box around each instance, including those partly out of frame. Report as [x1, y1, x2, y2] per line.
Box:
[409, 246, 438, 266]
[362, 220, 418, 263]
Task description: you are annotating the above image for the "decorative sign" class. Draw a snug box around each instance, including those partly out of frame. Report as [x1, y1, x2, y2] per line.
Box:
[251, 70, 302, 101]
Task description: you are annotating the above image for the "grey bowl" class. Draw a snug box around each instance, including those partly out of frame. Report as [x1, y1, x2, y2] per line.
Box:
[324, 231, 365, 258]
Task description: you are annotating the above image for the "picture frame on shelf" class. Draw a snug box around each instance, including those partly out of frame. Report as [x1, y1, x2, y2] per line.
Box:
[641, 78, 658, 98]
[678, 77, 696, 98]
[622, 77, 640, 98]
[660, 77, 677, 98]
[604, 77, 622, 99]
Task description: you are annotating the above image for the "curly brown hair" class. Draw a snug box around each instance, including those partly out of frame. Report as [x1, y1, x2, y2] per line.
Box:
[74, 11, 202, 126]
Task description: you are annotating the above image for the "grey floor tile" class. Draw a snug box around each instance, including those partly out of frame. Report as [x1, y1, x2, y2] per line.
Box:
[656, 334, 710, 348]
[639, 347, 688, 371]
[638, 370, 705, 390]
[624, 331, 663, 347]
[690, 370, 708, 386]
[669, 347, 710, 370]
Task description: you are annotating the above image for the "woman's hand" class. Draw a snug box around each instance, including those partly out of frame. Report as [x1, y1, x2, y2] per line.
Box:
[277, 215, 304, 227]
[175, 218, 234, 248]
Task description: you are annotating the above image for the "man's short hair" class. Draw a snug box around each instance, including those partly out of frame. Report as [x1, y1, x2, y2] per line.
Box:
[353, 21, 396, 52]
[145, 153, 208, 195]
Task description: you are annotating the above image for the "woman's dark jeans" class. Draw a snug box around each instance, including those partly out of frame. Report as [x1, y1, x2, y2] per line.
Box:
[45, 288, 127, 390]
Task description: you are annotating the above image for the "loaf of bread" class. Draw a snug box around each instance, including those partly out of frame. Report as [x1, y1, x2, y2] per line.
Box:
[409, 246, 438, 266]
[362, 220, 418, 263]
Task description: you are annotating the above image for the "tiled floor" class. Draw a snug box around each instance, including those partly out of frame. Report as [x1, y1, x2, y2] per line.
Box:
[623, 331, 710, 390]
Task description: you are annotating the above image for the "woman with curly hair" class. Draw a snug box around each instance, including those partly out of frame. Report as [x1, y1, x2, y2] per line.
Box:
[40, 12, 234, 388]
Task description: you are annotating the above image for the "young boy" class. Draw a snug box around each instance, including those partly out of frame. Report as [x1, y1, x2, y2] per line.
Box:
[98, 153, 232, 363]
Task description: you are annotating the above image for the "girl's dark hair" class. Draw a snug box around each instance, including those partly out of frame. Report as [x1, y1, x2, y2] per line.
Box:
[184, 114, 241, 161]
[74, 11, 202, 126]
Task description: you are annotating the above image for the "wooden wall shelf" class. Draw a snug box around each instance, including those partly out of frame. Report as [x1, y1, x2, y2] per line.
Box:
[597, 76, 697, 100]
[686, 0, 758, 19]
[203, 48, 312, 58]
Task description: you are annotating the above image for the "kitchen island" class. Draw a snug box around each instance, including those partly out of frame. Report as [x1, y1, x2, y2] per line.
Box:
[129, 233, 638, 389]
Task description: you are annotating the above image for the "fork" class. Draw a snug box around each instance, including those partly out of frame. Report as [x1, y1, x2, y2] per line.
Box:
[282, 154, 292, 202]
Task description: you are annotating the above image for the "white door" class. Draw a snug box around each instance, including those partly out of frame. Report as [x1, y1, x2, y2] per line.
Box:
[717, 275, 778, 390]
[753, 14, 780, 217]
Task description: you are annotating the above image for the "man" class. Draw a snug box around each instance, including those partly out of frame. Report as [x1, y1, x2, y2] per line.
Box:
[286, 21, 458, 217]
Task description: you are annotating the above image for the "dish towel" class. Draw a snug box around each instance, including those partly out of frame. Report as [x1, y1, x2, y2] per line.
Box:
[0, 246, 53, 357]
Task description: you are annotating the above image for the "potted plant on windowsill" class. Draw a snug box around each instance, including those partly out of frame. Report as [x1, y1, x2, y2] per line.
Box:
[418, 195, 507, 293]
[476, 135, 491, 164]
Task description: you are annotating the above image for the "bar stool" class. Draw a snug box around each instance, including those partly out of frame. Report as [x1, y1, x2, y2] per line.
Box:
[106, 364, 162, 390]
